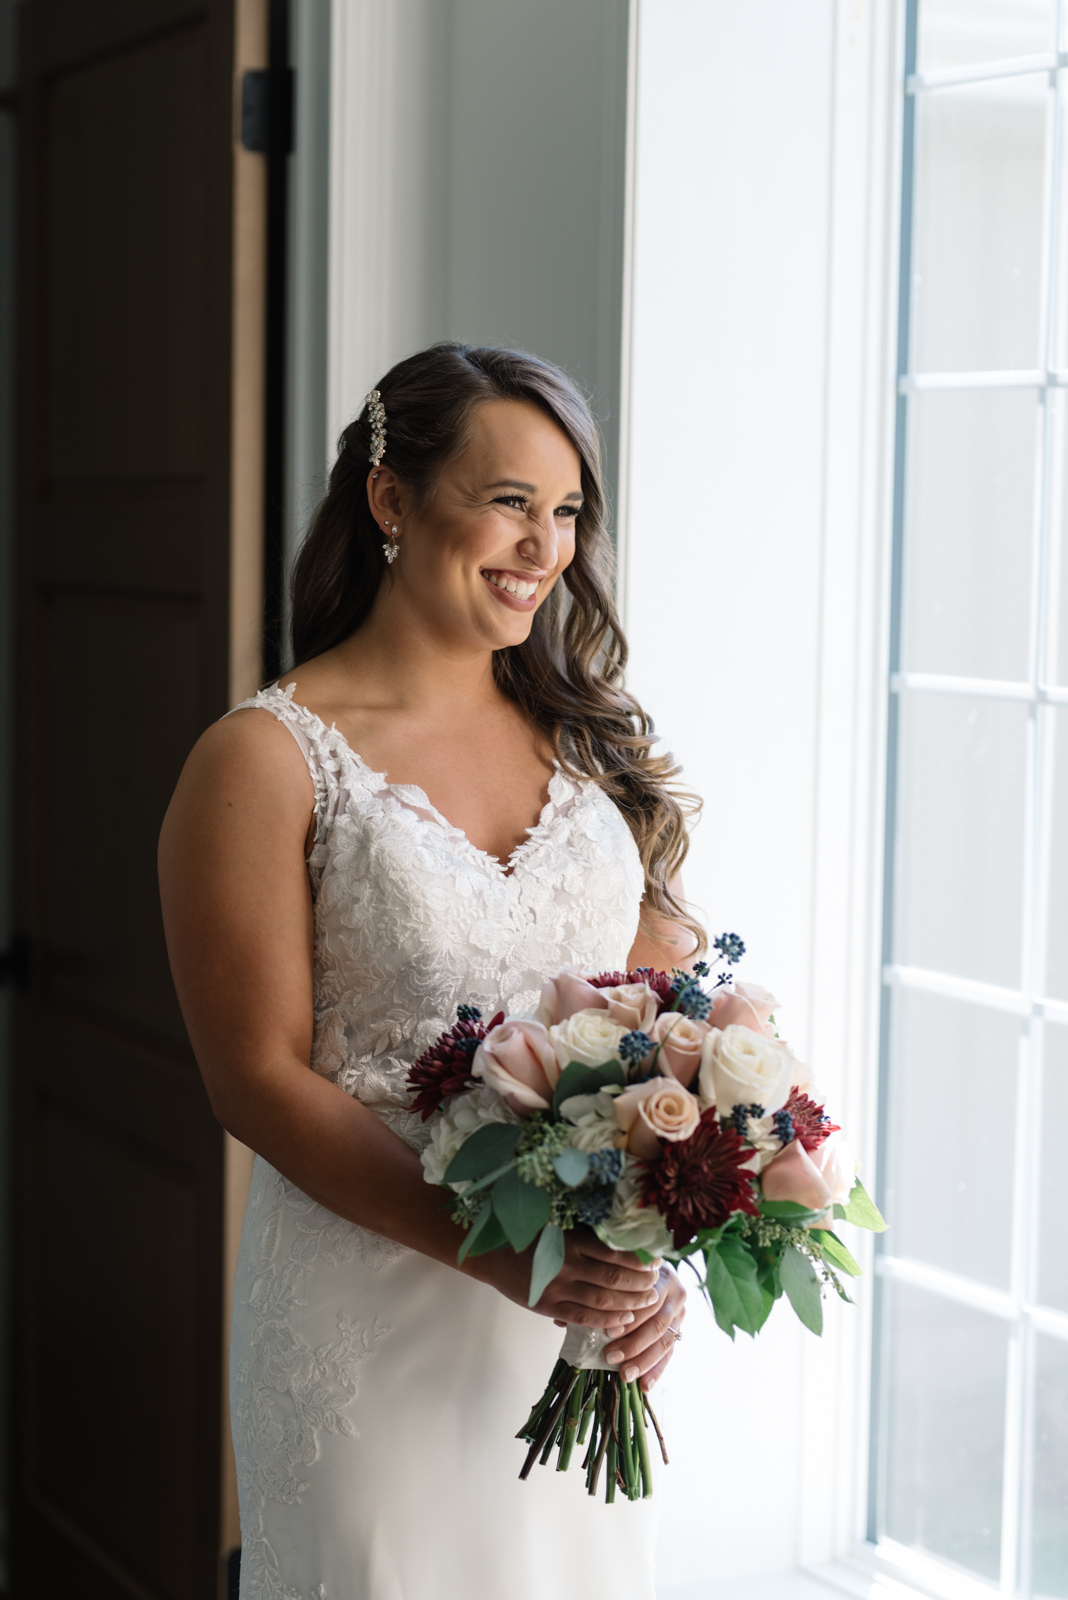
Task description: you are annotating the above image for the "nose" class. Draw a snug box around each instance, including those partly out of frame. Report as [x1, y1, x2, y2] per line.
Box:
[517, 509, 560, 570]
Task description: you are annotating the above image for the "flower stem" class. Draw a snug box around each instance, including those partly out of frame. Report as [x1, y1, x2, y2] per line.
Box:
[519, 1366, 579, 1480]
[556, 1378, 584, 1472]
[630, 1381, 654, 1498]
[618, 1379, 637, 1498]
[643, 1391, 670, 1464]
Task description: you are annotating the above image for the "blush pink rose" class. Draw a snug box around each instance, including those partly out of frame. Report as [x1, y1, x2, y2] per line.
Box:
[760, 1139, 832, 1213]
[598, 982, 660, 1034]
[709, 981, 779, 1039]
[649, 1012, 708, 1088]
[810, 1131, 856, 1206]
[614, 1077, 701, 1159]
[536, 968, 608, 1027]
[472, 1018, 560, 1113]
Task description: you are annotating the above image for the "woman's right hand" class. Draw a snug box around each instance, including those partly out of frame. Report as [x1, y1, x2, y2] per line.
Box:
[473, 1227, 663, 1331]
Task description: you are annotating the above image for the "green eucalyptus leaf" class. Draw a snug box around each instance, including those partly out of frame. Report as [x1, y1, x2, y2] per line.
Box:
[493, 1166, 551, 1252]
[465, 1207, 509, 1257]
[443, 1123, 523, 1184]
[780, 1244, 823, 1335]
[836, 1179, 887, 1232]
[552, 1147, 591, 1188]
[457, 1200, 496, 1264]
[820, 1230, 863, 1277]
[760, 1199, 830, 1227]
[704, 1235, 764, 1340]
[552, 1060, 625, 1112]
[528, 1223, 566, 1307]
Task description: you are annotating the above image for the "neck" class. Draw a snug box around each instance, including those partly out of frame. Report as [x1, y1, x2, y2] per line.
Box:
[329, 584, 502, 718]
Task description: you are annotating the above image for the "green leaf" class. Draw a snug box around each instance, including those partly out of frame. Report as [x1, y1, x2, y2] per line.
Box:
[552, 1147, 591, 1188]
[835, 1179, 886, 1232]
[780, 1244, 823, 1335]
[552, 1059, 625, 1112]
[493, 1167, 551, 1252]
[820, 1230, 863, 1277]
[704, 1235, 764, 1339]
[466, 1208, 509, 1257]
[528, 1223, 566, 1307]
[457, 1200, 503, 1263]
[457, 1159, 516, 1199]
[760, 1198, 830, 1227]
[443, 1123, 523, 1184]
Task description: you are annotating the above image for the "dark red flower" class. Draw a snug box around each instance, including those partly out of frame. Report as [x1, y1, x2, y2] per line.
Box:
[639, 1108, 760, 1248]
[782, 1087, 839, 1151]
[406, 1011, 505, 1121]
[588, 967, 675, 1009]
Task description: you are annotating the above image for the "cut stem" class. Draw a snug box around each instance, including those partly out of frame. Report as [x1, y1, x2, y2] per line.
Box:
[643, 1391, 669, 1465]
[556, 1379, 584, 1472]
[631, 1381, 654, 1498]
[519, 1367, 579, 1480]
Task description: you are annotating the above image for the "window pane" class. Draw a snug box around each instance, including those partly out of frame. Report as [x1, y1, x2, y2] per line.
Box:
[903, 389, 1037, 680]
[1038, 1023, 1068, 1311]
[1047, 393, 1068, 684]
[894, 694, 1028, 987]
[883, 1283, 1006, 1581]
[1046, 710, 1068, 1002]
[911, 77, 1046, 373]
[886, 988, 1019, 1288]
[1032, 1333, 1068, 1599]
[918, 0, 1052, 72]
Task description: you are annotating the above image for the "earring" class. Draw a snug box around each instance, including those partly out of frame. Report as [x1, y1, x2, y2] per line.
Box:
[383, 522, 400, 564]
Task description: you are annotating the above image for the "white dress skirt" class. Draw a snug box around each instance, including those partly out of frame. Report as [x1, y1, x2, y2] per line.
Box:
[227, 685, 658, 1600]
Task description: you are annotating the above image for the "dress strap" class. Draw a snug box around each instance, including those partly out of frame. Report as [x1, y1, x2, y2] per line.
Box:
[225, 681, 339, 828]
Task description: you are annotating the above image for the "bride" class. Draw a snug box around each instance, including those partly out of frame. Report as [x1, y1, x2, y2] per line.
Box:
[160, 343, 699, 1600]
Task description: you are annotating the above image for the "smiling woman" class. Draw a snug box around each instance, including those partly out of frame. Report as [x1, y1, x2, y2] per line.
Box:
[158, 342, 698, 1600]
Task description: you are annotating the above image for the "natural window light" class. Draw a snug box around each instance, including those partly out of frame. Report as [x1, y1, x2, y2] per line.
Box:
[873, 3, 1068, 1596]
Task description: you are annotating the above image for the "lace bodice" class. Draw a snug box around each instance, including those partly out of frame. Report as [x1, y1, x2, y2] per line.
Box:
[232, 684, 646, 1150]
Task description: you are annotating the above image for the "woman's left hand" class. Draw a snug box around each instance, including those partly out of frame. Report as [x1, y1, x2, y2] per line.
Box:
[603, 1266, 687, 1392]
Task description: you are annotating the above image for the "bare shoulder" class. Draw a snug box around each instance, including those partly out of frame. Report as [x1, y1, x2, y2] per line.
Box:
[161, 705, 315, 854]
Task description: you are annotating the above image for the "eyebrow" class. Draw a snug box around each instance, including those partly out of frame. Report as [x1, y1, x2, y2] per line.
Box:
[486, 479, 583, 501]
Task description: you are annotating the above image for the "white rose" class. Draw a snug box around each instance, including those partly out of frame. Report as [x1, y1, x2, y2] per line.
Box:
[812, 1130, 857, 1206]
[558, 1090, 623, 1152]
[595, 1157, 674, 1257]
[698, 1024, 798, 1119]
[550, 1007, 628, 1070]
[420, 1085, 519, 1187]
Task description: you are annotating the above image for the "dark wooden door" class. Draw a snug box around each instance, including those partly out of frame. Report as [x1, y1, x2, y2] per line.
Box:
[11, 2, 264, 1594]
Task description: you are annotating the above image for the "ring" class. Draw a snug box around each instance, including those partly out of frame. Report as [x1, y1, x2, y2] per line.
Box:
[669, 1326, 682, 1341]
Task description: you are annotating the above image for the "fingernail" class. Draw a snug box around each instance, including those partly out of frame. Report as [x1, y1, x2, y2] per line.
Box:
[650, 1258, 663, 1271]
[624, 1364, 639, 1381]
[606, 1349, 623, 1365]
[644, 1293, 659, 1306]
[620, 1312, 635, 1325]
[646, 1376, 657, 1390]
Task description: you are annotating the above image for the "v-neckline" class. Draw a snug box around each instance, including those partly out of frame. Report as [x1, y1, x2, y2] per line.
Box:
[278, 686, 564, 880]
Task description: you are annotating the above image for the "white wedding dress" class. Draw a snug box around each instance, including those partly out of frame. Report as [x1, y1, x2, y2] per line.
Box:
[228, 684, 658, 1600]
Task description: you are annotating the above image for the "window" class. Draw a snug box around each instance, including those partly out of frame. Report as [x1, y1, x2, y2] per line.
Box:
[873, 3, 1068, 1596]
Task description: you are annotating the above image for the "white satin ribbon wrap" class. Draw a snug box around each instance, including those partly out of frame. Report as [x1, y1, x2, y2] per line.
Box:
[558, 1323, 616, 1370]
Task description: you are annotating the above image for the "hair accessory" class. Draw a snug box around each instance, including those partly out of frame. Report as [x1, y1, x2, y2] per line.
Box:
[383, 523, 399, 564]
[365, 388, 387, 466]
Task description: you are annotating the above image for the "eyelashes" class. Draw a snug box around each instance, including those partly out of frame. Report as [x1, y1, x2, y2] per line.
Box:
[492, 495, 581, 519]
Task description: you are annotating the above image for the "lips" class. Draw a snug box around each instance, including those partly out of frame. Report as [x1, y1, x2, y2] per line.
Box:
[480, 569, 539, 602]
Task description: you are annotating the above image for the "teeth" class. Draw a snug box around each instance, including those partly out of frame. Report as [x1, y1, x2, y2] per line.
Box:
[483, 571, 537, 599]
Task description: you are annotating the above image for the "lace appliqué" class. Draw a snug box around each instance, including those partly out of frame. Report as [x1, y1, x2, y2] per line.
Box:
[233, 1163, 392, 1600]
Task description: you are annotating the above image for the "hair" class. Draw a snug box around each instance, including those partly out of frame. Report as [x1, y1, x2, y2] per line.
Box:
[290, 341, 704, 953]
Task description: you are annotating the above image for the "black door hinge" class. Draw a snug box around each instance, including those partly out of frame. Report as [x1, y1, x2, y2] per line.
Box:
[241, 69, 294, 156]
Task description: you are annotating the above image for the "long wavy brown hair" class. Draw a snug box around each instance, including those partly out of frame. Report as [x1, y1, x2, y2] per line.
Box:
[290, 342, 703, 952]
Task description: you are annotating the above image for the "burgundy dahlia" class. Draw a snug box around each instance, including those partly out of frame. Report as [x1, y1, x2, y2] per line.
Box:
[639, 1108, 760, 1248]
[406, 1011, 504, 1121]
[782, 1087, 839, 1151]
[589, 967, 675, 1009]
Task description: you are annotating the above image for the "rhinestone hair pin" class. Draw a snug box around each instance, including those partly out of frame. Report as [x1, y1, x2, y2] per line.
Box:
[365, 389, 387, 467]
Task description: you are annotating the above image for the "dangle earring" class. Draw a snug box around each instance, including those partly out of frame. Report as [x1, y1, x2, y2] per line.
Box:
[382, 521, 400, 564]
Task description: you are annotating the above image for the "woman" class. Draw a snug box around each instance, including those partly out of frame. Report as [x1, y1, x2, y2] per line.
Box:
[159, 343, 699, 1600]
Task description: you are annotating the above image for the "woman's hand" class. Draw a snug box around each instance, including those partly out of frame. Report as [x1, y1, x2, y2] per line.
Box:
[603, 1266, 687, 1392]
[476, 1227, 662, 1330]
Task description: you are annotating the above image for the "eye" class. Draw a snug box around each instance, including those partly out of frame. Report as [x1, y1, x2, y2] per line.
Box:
[493, 494, 528, 511]
[555, 505, 581, 520]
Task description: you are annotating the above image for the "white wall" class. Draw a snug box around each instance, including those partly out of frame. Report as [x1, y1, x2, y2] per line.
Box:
[322, 0, 630, 511]
[622, 2, 900, 1592]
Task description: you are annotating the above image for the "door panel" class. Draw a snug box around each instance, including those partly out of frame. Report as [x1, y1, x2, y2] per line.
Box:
[13, 0, 259, 1593]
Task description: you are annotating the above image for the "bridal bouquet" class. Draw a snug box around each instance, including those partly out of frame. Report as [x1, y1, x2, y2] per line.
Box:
[407, 935, 885, 1503]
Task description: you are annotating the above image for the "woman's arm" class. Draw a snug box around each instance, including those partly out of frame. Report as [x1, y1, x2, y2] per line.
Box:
[158, 710, 661, 1329]
[626, 875, 698, 972]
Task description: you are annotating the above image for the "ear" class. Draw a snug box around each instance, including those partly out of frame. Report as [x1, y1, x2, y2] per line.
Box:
[366, 468, 405, 528]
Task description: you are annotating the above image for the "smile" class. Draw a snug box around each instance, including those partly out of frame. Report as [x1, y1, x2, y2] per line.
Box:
[480, 569, 540, 604]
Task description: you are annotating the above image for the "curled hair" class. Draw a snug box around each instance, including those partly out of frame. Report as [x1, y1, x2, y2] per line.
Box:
[290, 342, 703, 952]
